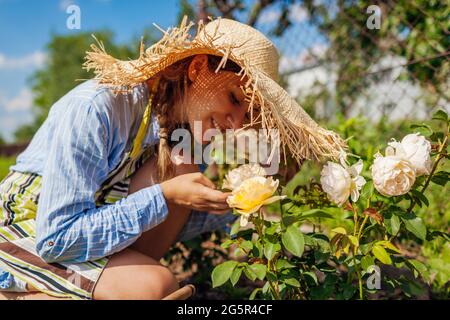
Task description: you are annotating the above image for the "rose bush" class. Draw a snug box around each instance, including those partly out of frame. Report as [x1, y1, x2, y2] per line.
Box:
[211, 109, 449, 300]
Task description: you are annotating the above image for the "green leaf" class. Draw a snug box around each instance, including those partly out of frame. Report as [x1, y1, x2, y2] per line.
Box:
[253, 239, 263, 258]
[266, 270, 277, 282]
[410, 123, 433, 137]
[221, 239, 234, 249]
[359, 243, 373, 255]
[430, 131, 445, 142]
[263, 241, 281, 261]
[230, 218, 240, 236]
[275, 259, 296, 270]
[248, 264, 267, 280]
[281, 225, 305, 257]
[212, 261, 238, 288]
[385, 213, 401, 236]
[402, 214, 427, 240]
[264, 224, 276, 235]
[347, 235, 359, 247]
[361, 255, 375, 271]
[249, 288, 261, 300]
[432, 109, 448, 122]
[411, 189, 429, 207]
[243, 265, 257, 281]
[240, 240, 253, 252]
[376, 240, 401, 253]
[406, 259, 428, 279]
[262, 281, 270, 294]
[302, 271, 318, 285]
[230, 266, 243, 286]
[304, 235, 331, 252]
[372, 245, 392, 265]
[331, 227, 347, 235]
[360, 180, 374, 200]
[341, 283, 357, 300]
[431, 171, 450, 186]
[299, 209, 334, 220]
[427, 230, 450, 241]
[284, 277, 301, 287]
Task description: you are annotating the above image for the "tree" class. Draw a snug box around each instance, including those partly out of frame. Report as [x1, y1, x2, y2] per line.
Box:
[177, 0, 197, 24]
[299, 0, 449, 117]
[188, 0, 300, 31]
[14, 29, 159, 142]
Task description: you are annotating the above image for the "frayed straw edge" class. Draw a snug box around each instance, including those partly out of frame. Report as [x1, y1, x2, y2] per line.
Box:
[83, 15, 348, 164]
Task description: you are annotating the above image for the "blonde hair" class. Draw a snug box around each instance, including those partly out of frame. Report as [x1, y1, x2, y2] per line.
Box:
[151, 54, 242, 181]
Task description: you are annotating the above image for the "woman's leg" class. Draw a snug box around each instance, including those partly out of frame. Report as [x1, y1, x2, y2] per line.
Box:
[0, 157, 194, 301]
[92, 248, 179, 300]
[128, 156, 199, 260]
[0, 248, 179, 300]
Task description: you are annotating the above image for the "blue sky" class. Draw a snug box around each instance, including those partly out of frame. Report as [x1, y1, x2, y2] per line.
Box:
[0, 0, 325, 142]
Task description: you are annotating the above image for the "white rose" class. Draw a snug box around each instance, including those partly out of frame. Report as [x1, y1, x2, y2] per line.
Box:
[371, 150, 416, 197]
[222, 163, 267, 190]
[320, 151, 366, 206]
[387, 133, 432, 176]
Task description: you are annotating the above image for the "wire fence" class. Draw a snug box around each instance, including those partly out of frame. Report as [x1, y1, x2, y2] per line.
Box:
[252, 0, 449, 125]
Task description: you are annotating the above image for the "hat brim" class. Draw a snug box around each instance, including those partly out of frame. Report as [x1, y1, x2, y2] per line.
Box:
[84, 17, 348, 164]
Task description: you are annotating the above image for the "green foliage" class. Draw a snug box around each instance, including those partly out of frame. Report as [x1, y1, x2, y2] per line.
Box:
[177, 0, 196, 25]
[0, 157, 16, 180]
[298, 0, 449, 118]
[212, 110, 449, 300]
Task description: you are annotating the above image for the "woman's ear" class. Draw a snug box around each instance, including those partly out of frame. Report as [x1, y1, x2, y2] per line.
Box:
[188, 54, 208, 82]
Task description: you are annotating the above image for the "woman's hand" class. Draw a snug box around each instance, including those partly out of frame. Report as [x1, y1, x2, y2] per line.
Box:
[160, 172, 231, 214]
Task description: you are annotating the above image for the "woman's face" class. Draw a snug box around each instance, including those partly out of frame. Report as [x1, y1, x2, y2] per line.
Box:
[183, 55, 249, 144]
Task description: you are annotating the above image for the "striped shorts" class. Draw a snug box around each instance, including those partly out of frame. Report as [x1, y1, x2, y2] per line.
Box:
[0, 170, 236, 299]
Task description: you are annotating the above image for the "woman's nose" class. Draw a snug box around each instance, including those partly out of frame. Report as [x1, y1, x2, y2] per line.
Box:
[226, 108, 247, 130]
[226, 114, 241, 130]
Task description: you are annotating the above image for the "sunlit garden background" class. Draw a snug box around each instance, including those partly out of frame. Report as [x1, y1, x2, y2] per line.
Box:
[0, 0, 448, 299]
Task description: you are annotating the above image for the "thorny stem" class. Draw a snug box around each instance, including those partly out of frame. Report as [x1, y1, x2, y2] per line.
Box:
[254, 210, 280, 300]
[349, 199, 371, 300]
[357, 215, 369, 240]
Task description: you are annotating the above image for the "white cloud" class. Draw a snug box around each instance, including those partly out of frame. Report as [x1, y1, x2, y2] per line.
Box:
[2, 88, 33, 112]
[279, 43, 328, 74]
[258, 8, 280, 24]
[259, 4, 309, 25]
[0, 51, 46, 70]
[289, 3, 309, 23]
[0, 112, 34, 142]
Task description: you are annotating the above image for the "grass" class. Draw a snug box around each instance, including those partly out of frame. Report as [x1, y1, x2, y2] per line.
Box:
[0, 156, 15, 181]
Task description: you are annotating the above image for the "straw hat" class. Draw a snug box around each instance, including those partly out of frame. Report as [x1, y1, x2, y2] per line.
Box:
[84, 16, 348, 164]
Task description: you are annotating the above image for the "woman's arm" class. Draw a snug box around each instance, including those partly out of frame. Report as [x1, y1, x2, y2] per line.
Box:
[35, 99, 168, 264]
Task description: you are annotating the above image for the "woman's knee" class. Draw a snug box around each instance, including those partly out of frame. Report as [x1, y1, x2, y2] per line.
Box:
[117, 264, 178, 300]
[93, 248, 178, 300]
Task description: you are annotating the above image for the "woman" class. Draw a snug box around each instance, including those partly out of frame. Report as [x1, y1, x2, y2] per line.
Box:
[0, 17, 347, 300]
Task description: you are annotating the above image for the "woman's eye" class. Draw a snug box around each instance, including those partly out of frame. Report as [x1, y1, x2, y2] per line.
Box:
[230, 92, 240, 106]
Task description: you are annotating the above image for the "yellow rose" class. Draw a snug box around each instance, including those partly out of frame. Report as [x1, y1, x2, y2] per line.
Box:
[227, 176, 286, 226]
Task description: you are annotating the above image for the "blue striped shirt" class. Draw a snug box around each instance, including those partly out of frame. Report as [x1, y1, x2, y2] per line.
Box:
[10, 80, 170, 263]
